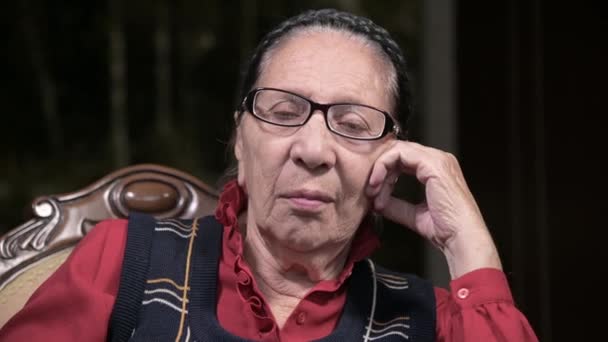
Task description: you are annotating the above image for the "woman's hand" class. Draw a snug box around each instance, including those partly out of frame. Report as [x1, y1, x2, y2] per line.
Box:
[366, 141, 502, 279]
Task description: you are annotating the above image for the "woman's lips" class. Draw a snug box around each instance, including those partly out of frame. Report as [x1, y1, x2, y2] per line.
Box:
[287, 197, 327, 210]
[282, 190, 333, 211]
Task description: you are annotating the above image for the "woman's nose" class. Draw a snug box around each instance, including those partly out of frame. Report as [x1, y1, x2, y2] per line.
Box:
[289, 111, 336, 171]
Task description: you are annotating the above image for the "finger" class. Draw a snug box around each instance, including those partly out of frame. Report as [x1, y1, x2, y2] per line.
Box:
[366, 149, 402, 197]
[366, 156, 390, 196]
[378, 196, 418, 231]
[373, 171, 399, 210]
[368, 142, 438, 193]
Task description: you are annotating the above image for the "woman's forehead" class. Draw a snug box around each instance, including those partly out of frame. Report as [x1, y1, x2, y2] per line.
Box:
[256, 30, 394, 107]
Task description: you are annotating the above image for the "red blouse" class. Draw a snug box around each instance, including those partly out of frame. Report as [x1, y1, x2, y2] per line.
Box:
[0, 181, 538, 341]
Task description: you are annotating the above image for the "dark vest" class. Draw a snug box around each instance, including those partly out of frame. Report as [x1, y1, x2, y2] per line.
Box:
[107, 213, 436, 341]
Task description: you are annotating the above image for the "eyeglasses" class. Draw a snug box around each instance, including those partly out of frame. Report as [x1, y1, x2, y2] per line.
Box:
[239, 87, 401, 140]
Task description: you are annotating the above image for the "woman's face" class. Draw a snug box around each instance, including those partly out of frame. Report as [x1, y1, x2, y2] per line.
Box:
[235, 30, 395, 252]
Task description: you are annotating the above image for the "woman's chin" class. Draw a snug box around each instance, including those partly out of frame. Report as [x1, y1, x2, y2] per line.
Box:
[258, 213, 345, 253]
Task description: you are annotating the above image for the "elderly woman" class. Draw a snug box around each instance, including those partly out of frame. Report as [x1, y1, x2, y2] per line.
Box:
[1, 9, 537, 342]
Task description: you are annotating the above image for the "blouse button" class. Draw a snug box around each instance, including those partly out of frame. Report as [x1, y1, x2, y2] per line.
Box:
[296, 311, 307, 325]
[457, 288, 469, 299]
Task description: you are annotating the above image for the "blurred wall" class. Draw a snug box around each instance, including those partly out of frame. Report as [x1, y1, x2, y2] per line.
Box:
[457, 1, 605, 340]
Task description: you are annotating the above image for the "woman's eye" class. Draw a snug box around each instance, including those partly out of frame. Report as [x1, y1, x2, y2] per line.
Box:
[337, 120, 367, 132]
[333, 113, 371, 134]
[267, 100, 304, 122]
[271, 110, 301, 121]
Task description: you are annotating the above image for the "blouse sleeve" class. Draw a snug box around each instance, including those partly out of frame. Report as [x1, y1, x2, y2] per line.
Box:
[0, 219, 128, 342]
[434, 268, 539, 342]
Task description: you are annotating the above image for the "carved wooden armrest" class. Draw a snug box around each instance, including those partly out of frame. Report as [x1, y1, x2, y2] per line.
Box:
[0, 164, 218, 290]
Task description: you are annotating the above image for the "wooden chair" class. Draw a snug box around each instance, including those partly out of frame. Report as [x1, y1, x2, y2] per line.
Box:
[0, 164, 219, 327]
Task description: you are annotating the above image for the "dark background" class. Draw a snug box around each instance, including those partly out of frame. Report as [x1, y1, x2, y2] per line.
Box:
[458, 1, 605, 340]
[1, 1, 605, 340]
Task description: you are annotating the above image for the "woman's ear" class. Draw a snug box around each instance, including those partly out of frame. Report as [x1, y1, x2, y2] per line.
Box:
[233, 111, 246, 188]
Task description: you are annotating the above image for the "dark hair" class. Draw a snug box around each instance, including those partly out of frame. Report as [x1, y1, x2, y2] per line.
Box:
[221, 9, 412, 184]
[236, 8, 412, 128]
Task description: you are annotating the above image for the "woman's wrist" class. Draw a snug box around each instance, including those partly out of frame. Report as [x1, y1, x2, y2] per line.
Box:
[443, 229, 503, 279]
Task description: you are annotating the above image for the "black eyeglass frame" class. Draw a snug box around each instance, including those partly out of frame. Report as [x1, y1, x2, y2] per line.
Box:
[239, 87, 402, 140]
